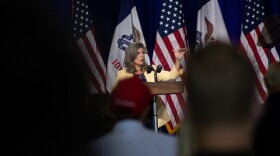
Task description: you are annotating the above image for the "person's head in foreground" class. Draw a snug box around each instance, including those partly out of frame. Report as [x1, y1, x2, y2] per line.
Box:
[253, 62, 280, 156]
[91, 76, 178, 156]
[179, 44, 258, 155]
[110, 76, 152, 122]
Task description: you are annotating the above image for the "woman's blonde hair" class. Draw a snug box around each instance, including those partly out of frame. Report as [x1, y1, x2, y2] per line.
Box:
[124, 42, 148, 73]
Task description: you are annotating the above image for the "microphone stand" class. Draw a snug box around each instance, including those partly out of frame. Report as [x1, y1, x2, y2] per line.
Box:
[153, 71, 158, 133]
[147, 65, 162, 133]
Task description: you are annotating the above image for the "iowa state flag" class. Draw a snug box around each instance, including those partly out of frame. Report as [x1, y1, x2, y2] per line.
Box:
[106, 0, 149, 92]
[196, 0, 230, 49]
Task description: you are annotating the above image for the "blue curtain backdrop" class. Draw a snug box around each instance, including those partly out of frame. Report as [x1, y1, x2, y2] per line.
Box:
[85, 0, 279, 64]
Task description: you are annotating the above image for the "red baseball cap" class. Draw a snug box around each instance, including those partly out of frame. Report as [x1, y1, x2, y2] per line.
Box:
[110, 76, 152, 118]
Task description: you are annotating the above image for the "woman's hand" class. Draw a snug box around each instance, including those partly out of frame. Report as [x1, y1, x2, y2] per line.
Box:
[173, 48, 187, 60]
[173, 48, 187, 71]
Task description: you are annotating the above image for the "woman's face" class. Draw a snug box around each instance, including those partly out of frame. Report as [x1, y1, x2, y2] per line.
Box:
[134, 47, 145, 66]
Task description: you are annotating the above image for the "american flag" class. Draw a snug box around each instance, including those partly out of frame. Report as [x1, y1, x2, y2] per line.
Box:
[73, 0, 107, 94]
[152, 0, 189, 134]
[239, 0, 279, 104]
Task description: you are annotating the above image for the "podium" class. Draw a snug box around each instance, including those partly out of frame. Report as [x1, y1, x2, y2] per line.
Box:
[144, 81, 184, 133]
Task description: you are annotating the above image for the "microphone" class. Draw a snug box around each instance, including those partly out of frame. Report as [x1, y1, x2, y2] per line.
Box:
[147, 65, 155, 74]
[154, 65, 162, 82]
[155, 65, 162, 73]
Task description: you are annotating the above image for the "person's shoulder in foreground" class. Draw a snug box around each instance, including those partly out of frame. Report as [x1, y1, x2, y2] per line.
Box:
[89, 76, 178, 156]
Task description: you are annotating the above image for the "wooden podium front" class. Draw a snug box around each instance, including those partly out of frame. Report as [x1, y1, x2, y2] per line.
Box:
[144, 81, 184, 95]
[144, 81, 184, 133]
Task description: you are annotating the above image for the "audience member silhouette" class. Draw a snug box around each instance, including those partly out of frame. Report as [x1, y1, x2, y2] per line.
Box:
[86, 93, 116, 141]
[89, 76, 178, 156]
[253, 61, 280, 156]
[179, 44, 259, 156]
[6, 1, 89, 155]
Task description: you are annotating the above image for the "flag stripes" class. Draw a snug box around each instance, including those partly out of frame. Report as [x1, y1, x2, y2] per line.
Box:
[77, 30, 107, 94]
[153, 23, 188, 133]
[84, 30, 107, 82]
[239, 42, 267, 101]
[239, 0, 280, 104]
[73, 0, 107, 94]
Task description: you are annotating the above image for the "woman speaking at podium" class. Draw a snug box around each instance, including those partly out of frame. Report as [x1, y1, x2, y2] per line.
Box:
[113, 42, 186, 131]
